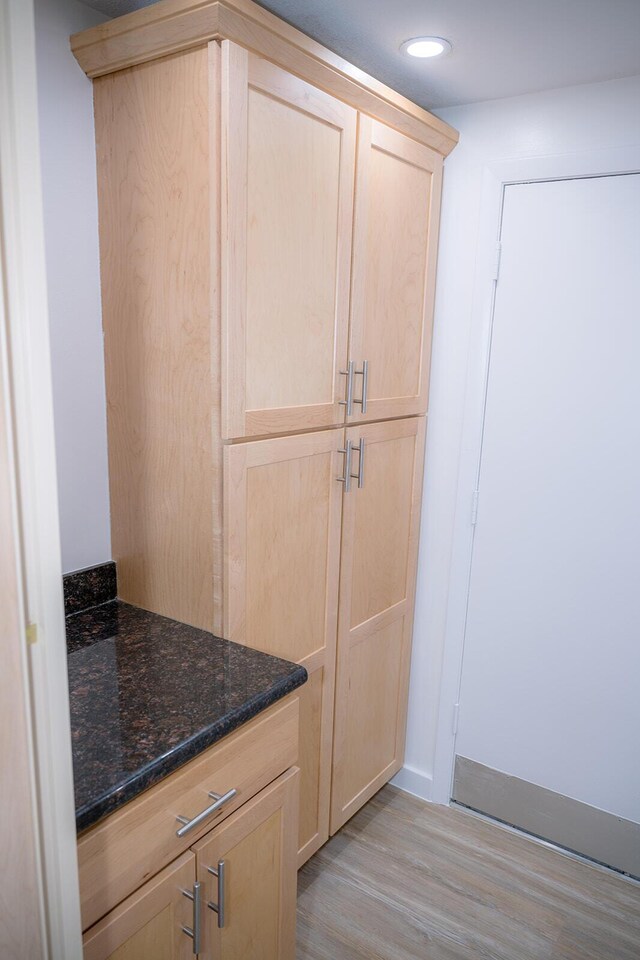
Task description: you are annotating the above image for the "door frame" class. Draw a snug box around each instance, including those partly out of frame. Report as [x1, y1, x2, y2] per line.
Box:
[0, 0, 83, 954]
[431, 145, 640, 805]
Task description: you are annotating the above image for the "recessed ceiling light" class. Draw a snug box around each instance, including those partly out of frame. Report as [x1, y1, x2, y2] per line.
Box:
[400, 37, 452, 59]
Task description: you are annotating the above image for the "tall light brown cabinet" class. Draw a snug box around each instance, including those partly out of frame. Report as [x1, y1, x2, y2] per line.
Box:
[72, 0, 457, 869]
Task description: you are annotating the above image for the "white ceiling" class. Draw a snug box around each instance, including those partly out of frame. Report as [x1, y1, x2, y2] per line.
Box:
[78, 0, 640, 110]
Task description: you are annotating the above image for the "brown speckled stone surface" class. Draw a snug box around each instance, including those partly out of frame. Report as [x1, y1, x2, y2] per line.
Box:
[66, 601, 307, 833]
[63, 561, 117, 616]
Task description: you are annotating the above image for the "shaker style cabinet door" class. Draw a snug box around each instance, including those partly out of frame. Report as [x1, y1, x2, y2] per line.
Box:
[224, 430, 343, 864]
[82, 853, 197, 960]
[330, 417, 426, 832]
[347, 117, 443, 423]
[193, 769, 299, 960]
[221, 41, 357, 439]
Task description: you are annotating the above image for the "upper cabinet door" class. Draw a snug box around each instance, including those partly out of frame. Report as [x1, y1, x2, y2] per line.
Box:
[222, 42, 357, 439]
[347, 117, 443, 423]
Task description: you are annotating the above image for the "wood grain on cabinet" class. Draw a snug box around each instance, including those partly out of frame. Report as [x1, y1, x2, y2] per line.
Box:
[82, 852, 195, 960]
[70, 0, 458, 157]
[94, 44, 223, 632]
[348, 118, 443, 424]
[224, 430, 343, 863]
[222, 42, 356, 438]
[331, 417, 426, 833]
[78, 697, 298, 931]
[193, 768, 299, 960]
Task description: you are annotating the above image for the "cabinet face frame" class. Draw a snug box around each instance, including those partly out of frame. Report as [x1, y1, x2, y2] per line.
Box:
[193, 768, 299, 960]
[330, 416, 427, 832]
[347, 117, 443, 424]
[221, 41, 357, 439]
[223, 429, 343, 863]
[82, 852, 196, 960]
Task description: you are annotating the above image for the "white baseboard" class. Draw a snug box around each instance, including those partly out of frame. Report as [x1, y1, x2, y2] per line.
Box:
[391, 765, 433, 802]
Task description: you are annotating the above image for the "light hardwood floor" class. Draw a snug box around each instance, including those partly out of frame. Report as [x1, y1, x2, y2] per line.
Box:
[297, 785, 640, 960]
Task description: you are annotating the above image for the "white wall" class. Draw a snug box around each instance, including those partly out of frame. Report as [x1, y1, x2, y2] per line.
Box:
[35, 0, 111, 574]
[397, 74, 640, 803]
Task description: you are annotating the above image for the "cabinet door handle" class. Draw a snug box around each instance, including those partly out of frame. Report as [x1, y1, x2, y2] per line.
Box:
[176, 787, 237, 837]
[338, 360, 354, 416]
[353, 360, 369, 414]
[181, 881, 202, 954]
[336, 440, 353, 493]
[352, 438, 365, 489]
[207, 859, 226, 928]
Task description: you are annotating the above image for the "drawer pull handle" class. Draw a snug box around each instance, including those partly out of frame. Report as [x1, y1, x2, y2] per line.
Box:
[207, 859, 226, 928]
[176, 787, 237, 837]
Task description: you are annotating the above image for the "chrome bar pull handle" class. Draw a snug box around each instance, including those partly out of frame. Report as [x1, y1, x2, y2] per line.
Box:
[181, 881, 202, 954]
[353, 360, 369, 414]
[338, 360, 354, 416]
[176, 787, 237, 837]
[336, 440, 353, 493]
[207, 860, 226, 928]
[351, 438, 365, 489]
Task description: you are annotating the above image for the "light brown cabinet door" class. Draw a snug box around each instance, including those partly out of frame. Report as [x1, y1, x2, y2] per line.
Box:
[330, 416, 427, 833]
[221, 41, 357, 439]
[347, 117, 443, 423]
[82, 852, 196, 960]
[193, 769, 299, 960]
[224, 430, 343, 864]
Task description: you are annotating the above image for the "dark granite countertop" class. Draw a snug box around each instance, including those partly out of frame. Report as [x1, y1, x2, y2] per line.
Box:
[67, 600, 307, 833]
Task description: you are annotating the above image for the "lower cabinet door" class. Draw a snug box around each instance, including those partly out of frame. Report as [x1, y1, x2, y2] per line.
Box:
[330, 416, 427, 833]
[193, 768, 299, 960]
[224, 431, 343, 864]
[82, 852, 197, 960]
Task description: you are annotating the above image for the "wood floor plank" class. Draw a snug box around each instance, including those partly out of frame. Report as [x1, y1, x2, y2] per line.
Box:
[297, 785, 640, 960]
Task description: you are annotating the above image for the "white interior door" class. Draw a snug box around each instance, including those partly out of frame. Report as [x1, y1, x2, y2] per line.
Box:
[454, 174, 640, 867]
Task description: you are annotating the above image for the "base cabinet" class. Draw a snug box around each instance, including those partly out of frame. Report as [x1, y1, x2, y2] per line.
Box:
[83, 770, 298, 960]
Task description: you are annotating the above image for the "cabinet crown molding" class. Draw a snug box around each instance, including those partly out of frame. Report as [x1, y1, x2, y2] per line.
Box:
[70, 0, 458, 156]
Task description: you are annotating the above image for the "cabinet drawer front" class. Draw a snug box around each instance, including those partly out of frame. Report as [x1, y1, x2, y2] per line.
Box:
[79, 697, 299, 931]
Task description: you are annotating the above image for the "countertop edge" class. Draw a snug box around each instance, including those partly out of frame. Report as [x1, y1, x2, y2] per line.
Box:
[75, 664, 307, 834]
